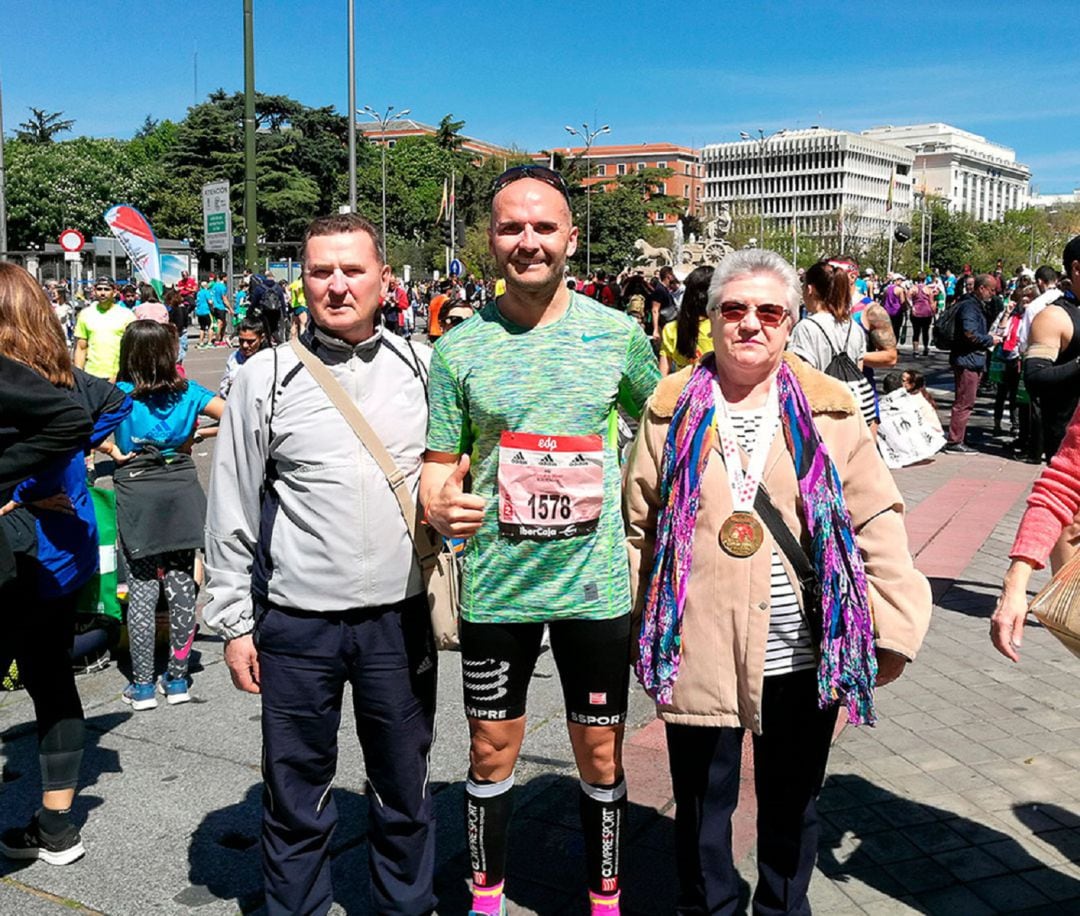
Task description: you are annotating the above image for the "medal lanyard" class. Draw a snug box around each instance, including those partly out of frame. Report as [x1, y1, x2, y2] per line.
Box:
[711, 380, 780, 513]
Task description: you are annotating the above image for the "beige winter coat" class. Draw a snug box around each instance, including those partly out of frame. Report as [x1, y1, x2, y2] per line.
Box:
[624, 354, 932, 732]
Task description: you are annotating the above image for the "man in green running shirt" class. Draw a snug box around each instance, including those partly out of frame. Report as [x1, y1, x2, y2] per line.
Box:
[421, 165, 659, 916]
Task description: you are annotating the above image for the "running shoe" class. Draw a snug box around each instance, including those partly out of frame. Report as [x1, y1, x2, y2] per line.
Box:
[158, 672, 191, 705]
[122, 681, 158, 711]
[0, 813, 85, 866]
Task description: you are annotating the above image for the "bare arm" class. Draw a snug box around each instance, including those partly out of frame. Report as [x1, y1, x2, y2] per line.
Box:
[991, 559, 1036, 662]
[863, 304, 898, 368]
[73, 337, 88, 370]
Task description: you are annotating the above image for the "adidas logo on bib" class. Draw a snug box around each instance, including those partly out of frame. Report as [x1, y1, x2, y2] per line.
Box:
[569, 454, 588, 467]
[538, 454, 557, 466]
[511, 451, 526, 465]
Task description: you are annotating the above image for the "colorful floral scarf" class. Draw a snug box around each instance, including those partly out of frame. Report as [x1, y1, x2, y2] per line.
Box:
[635, 355, 878, 725]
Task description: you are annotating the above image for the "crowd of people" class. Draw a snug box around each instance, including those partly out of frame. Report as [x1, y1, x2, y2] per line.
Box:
[2, 162, 1079, 916]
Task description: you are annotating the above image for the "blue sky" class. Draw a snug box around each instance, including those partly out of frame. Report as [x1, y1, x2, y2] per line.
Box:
[2, 0, 1076, 192]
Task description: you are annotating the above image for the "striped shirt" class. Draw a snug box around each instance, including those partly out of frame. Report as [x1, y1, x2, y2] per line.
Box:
[729, 409, 817, 676]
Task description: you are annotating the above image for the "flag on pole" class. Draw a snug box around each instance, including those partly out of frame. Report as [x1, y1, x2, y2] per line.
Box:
[886, 167, 896, 212]
[104, 204, 163, 295]
[436, 177, 448, 223]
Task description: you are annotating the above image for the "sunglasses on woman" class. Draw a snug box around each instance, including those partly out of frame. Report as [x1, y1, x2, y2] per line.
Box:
[491, 165, 572, 204]
[442, 314, 471, 328]
[711, 301, 790, 327]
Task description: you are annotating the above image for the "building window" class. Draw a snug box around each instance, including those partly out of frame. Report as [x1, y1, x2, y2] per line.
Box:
[595, 164, 606, 177]
[637, 162, 646, 171]
[617, 163, 626, 176]
[387, 139, 396, 148]
[658, 161, 667, 169]
[684, 183, 690, 197]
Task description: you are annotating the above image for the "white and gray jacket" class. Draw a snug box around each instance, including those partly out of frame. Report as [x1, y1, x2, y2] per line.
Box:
[203, 326, 431, 638]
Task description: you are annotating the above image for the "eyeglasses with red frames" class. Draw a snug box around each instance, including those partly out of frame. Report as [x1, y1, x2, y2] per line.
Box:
[491, 164, 572, 205]
[710, 301, 790, 327]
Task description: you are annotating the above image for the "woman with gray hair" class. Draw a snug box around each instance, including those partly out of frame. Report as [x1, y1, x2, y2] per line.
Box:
[624, 249, 931, 913]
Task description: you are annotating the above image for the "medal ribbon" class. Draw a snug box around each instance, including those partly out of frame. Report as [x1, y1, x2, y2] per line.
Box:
[711, 380, 780, 513]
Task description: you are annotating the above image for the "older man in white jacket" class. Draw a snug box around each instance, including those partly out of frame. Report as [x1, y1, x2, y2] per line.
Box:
[203, 213, 436, 916]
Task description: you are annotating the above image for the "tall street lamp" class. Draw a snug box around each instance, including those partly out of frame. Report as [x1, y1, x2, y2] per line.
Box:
[361, 104, 410, 248]
[565, 121, 610, 275]
[740, 128, 786, 244]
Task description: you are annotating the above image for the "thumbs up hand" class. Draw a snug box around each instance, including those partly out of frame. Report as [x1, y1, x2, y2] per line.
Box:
[423, 453, 487, 539]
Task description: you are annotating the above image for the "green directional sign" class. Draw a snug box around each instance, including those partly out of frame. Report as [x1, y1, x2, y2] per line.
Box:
[202, 180, 232, 253]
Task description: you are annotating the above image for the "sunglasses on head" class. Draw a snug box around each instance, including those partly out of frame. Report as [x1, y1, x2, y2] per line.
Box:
[491, 164, 571, 204]
[712, 301, 789, 327]
[442, 314, 470, 328]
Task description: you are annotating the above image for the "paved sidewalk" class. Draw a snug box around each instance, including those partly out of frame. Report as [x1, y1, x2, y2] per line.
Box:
[3, 348, 1079, 914]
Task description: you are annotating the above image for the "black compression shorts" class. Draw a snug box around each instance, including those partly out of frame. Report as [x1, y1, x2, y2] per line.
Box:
[197, 313, 212, 330]
[460, 614, 631, 725]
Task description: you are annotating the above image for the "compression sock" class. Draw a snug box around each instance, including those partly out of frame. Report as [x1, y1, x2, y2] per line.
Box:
[465, 772, 514, 914]
[579, 775, 627, 911]
[39, 718, 85, 792]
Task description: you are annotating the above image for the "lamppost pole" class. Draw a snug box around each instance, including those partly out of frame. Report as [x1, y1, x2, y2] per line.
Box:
[565, 121, 611, 275]
[346, 0, 356, 212]
[740, 128, 785, 246]
[361, 104, 410, 249]
[0, 76, 7, 260]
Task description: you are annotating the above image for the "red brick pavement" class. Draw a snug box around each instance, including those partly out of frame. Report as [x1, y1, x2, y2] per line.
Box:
[623, 451, 1044, 865]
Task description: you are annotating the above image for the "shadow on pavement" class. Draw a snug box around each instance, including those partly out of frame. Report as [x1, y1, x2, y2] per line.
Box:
[0, 711, 125, 877]
[186, 774, 682, 915]
[817, 773, 1080, 912]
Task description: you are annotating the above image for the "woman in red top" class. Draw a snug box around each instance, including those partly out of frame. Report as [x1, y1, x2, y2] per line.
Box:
[992, 397, 1080, 660]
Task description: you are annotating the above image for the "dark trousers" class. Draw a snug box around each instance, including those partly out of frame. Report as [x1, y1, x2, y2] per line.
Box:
[994, 358, 1021, 431]
[910, 316, 932, 352]
[255, 594, 437, 916]
[0, 568, 85, 794]
[948, 366, 981, 445]
[666, 670, 839, 916]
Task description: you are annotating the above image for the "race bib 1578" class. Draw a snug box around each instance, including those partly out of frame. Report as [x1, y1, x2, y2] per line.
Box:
[497, 431, 604, 541]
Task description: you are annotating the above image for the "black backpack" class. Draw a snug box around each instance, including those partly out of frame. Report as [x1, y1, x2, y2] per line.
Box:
[932, 299, 963, 350]
[806, 319, 877, 424]
[247, 275, 285, 341]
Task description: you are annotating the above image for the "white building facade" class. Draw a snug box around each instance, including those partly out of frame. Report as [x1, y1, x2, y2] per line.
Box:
[861, 123, 1031, 221]
[701, 128, 915, 250]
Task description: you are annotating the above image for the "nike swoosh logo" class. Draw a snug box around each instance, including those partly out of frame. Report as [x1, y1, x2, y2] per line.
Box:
[128, 469, 145, 478]
[582, 333, 613, 343]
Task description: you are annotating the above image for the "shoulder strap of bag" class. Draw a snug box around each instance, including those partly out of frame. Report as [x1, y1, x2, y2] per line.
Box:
[807, 317, 840, 358]
[753, 485, 822, 642]
[288, 337, 438, 561]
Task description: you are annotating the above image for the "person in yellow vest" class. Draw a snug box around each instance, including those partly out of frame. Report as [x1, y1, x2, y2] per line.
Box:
[289, 277, 309, 338]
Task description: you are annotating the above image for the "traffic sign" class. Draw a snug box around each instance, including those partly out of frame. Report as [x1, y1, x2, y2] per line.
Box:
[58, 229, 85, 252]
[202, 180, 232, 253]
[449, 258, 463, 277]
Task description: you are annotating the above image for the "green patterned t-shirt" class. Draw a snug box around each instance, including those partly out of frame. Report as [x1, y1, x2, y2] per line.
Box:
[427, 292, 659, 623]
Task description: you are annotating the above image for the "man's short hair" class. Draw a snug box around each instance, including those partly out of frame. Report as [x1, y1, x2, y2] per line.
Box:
[301, 212, 384, 264]
[1035, 265, 1059, 286]
[974, 273, 995, 292]
[1062, 235, 1080, 277]
[658, 266, 675, 282]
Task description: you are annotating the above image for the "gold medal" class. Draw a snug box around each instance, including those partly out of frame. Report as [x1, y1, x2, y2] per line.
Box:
[719, 512, 764, 557]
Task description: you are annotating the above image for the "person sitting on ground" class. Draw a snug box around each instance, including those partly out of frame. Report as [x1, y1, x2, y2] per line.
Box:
[219, 317, 269, 398]
[876, 371, 946, 468]
[659, 265, 715, 375]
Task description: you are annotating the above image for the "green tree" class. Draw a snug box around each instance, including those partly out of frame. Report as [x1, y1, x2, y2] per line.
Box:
[16, 107, 75, 143]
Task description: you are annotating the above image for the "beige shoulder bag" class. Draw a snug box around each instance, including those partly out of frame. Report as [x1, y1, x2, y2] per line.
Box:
[1029, 548, 1080, 659]
[289, 338, 461, 650]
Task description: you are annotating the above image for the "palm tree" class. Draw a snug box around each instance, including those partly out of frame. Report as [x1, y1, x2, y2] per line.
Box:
[16, 107, 75, 143]
[434, 114, 465, 151]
